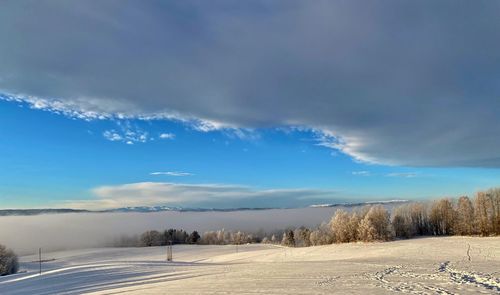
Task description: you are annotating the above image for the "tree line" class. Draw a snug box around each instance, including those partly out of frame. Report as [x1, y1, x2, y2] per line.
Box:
[201, 187, 499, 247]
[138, 229, 201, 247]
[112, 229, 202, 247]
[271, 188, 500, 247]
[118, 188, 499, 249]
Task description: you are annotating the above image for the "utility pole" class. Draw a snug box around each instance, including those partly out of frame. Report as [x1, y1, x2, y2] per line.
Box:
[167, 240, 173, 262]
[39, 248, 42, 276]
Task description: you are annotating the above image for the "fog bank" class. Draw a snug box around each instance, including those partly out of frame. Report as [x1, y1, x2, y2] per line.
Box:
[0, 207, 352, 254]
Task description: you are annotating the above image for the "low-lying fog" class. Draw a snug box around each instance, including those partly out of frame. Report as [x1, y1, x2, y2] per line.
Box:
[0, 207, 350, 254]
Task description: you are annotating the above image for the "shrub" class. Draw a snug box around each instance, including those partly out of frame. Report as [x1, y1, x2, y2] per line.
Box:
[0, 244, 18, 276]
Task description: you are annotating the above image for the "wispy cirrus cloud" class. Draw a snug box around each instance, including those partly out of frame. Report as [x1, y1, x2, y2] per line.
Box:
[386, 172, 419, 178]
[150, 171, 193, 177]
[352, 171, 372, 176]
[61, 182, 339, 210]
[351, 171, 420, 178]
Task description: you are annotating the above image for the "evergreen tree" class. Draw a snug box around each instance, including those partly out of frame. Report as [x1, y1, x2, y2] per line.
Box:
[188, 231, 201, 244]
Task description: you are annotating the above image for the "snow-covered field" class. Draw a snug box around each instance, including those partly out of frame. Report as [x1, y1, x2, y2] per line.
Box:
[1, 237, 499, 294]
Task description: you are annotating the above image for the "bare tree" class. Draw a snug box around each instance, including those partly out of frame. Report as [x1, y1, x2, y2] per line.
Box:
[409, 203, 429, 235]
[392, 205, 413, 238]
[429, 199, 456, 235]
[455, 196, 475, 235]
[475, 192, 492, 236]
[486, 188, 500, 235]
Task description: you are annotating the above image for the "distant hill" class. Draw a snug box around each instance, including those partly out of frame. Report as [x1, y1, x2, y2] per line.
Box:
[0, 207, 272, 216]
[309, 200, 409, 208]
[106, 206, 273, 213]
[0, 209, 90, 216]
[0, 200, 410, 216]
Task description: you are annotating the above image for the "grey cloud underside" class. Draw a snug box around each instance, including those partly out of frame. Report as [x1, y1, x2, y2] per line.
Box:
[65, 182, 340, 209]
[1, 1, 500, 166]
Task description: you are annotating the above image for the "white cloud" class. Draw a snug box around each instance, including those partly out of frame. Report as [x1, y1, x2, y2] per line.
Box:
[192, 120, 230, 132]
[351, 171, 420, 178]
[386, 172, 418, 178]
[61, 182, 338, 210]
[103, 130, 123, 142]
[159, 133, 175, 139]
[352, 171, 372, 176]
[150, 171, 193, 177]
[102, 121, 150, 144]
[0, 94, 116, 121]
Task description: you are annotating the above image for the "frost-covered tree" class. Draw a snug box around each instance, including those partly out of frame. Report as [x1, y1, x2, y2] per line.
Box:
[216, 229, 226, 245]
[232, 231, 246, 245]
[348, 212, 362, 241]
[281, 230, 295, 247]
[330, 209, 351, 243]
[309, 222, 334, 245]
[140, 230, 163, 247]
[358, 217, 377, 242]
[200, 231, 217, 245]
[294, 227, 311, 247]
[0, 244, 18, 276]
[363, 205, 392, 241]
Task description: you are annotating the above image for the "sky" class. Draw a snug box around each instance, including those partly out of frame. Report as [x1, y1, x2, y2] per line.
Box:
[1, 1, 500, 209]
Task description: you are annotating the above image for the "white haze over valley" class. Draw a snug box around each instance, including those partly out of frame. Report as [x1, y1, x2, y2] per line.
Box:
[0, 207, 365, 255]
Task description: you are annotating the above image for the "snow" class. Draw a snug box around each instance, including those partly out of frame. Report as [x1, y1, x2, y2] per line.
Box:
[0, 237, 498, 294]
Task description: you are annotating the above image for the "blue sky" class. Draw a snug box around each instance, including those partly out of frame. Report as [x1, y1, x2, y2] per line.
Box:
[1, 1, 500, 209]
[1, 98, 499, 209]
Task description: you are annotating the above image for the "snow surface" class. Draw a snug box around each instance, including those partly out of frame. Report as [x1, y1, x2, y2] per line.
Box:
[0, 237, 498, 294]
